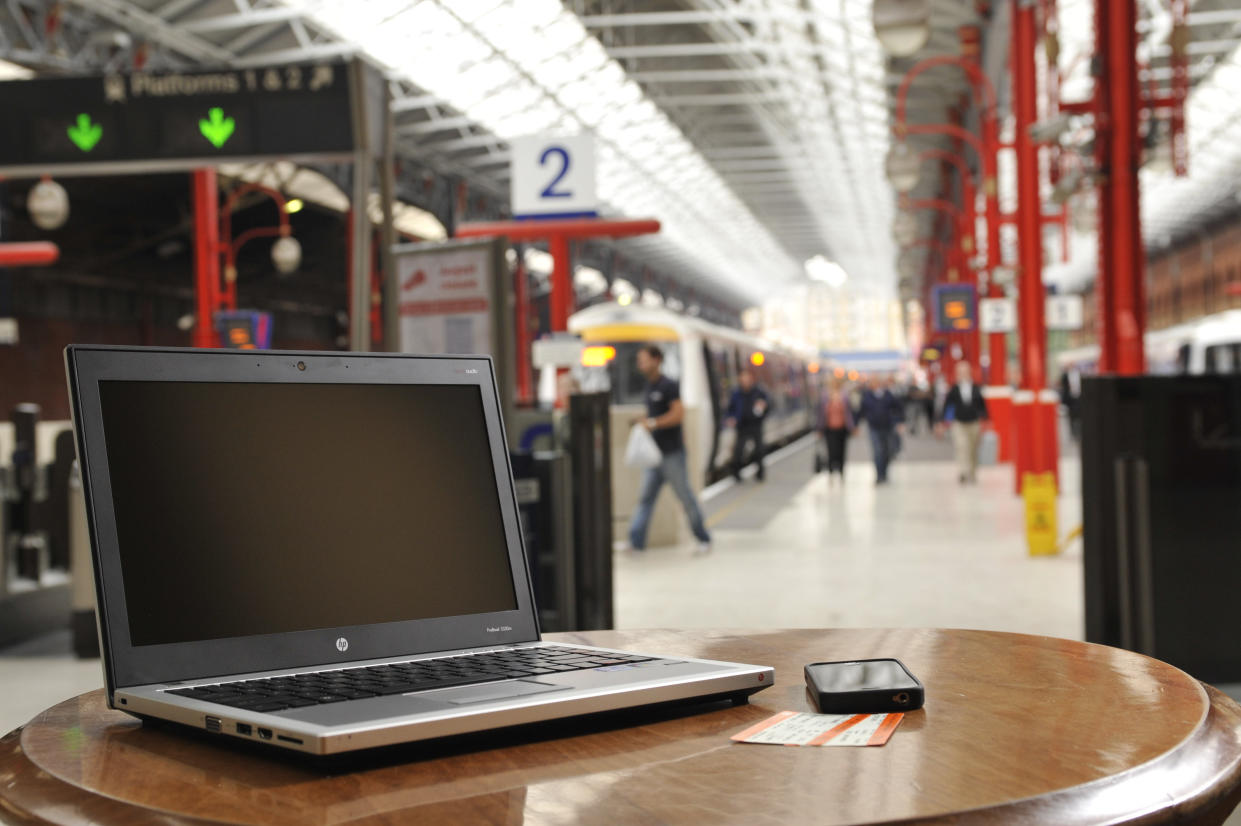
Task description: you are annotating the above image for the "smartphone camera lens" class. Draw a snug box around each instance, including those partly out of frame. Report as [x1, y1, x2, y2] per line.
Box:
[894, 692, 910, 705]
[296, 361, 306, 371]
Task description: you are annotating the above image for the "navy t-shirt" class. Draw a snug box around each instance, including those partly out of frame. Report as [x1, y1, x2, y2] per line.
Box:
[645, 375, 684, 454]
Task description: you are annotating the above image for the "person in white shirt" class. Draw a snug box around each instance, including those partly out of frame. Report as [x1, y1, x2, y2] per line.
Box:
[939, 361, 990, 484]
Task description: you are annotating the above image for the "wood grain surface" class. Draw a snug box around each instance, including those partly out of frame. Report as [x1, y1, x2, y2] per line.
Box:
[3, 628, 1241, 825]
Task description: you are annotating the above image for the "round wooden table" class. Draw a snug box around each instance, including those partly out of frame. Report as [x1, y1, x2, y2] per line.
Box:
[4, 629, 1241, 825]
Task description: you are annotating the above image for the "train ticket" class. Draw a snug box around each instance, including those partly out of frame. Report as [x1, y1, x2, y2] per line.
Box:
[731, 711, 904, 747]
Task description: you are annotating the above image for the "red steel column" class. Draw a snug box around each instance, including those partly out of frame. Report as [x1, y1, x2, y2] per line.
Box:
[1094, 0, 1116, 372]
[513, 258, 534, 404]
[1106, 0, 1146, 374]
[982, 128, 1005, 382]
[191, 169, 220, 348]
[548, 232, 572, 332]
[1012, 0, 1057, 489]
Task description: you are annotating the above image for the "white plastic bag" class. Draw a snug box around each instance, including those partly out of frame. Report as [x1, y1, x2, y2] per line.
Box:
[624, 424, 663, 469]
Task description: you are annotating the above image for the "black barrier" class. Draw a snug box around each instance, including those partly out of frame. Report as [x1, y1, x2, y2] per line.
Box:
[509, 450, 575, 631]
[1082, 375, 1241, 682]
[568, 392, 613, 630]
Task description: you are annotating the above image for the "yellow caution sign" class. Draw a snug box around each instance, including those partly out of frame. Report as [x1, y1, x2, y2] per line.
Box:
[1023, 472, 1059, 556]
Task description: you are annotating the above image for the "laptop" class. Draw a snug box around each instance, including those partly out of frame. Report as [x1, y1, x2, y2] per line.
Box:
[65, 345, 773, 755]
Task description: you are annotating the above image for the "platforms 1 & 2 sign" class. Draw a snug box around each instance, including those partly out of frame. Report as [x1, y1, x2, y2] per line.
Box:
[0, 61, 376, 176]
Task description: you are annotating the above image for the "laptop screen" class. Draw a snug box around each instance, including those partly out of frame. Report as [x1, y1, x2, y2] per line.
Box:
[97, 380, 518, 647]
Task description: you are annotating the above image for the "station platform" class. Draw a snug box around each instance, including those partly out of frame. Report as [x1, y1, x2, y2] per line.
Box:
[616, 429, 1084, 641]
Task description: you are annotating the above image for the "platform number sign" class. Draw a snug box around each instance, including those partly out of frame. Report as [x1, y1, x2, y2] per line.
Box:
[510, 134, 598, 219]
[979, 298, 1017, 333]
[1045, 295, 1084, 331]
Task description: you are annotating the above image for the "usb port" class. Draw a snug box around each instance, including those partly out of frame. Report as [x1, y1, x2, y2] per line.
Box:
[276, 734, 303, 745]
[235, 722, 252, 736]
[257, 727, 273, 740]
[205, 716, 222, 733]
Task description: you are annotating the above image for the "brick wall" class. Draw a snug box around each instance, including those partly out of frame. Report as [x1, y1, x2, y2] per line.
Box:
[1073, 216, 1241, 348]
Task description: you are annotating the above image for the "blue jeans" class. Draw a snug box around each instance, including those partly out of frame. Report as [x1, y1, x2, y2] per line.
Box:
[869, 426, 893, 482]
[628, 449, 711, 550]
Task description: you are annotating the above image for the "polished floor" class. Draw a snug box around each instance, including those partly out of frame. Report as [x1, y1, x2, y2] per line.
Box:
[617, 430, 1083, 640]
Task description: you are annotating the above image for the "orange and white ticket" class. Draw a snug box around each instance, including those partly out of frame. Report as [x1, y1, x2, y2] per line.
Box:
[731, 711, 903, 747]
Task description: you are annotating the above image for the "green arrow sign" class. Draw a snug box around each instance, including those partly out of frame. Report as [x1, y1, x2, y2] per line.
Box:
[199, 107, 235, 149]
[66, 113, 103, 153]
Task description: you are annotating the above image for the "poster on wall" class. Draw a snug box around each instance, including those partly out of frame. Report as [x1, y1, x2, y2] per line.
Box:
[394, 239, 497, 355]
[390, 236, 514, 405]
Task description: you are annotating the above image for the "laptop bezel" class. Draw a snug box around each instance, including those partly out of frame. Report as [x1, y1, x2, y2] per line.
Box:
[66, 345, 541, 694]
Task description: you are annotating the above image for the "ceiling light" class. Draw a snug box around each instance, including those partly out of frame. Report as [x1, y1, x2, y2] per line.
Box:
[872, 0, 931, 57]
[805, 255, 848, 287]
[885, 142, 922, 194]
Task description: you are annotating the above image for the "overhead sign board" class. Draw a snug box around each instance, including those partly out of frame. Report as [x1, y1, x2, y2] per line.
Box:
[979, 297, 1017, 333]
[932, 284, 977, 333]
[0, 61, 369, 176]
[510, 134, 598, 219]
[1045, 294, 1084, 331]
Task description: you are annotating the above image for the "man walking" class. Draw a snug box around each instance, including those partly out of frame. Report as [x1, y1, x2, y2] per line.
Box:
[941, 361, 989, 484]
[627, 345, 712, 554]
[858, 375, 905, 485]
[725, 368, 770, 481]
[1059, 365, 1083, 441]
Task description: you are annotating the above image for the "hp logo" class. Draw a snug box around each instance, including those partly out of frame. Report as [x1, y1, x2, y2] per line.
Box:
[335, 637, 349, 652]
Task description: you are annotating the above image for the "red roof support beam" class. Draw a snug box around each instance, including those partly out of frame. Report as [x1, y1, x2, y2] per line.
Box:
[456, 218, 661, 332]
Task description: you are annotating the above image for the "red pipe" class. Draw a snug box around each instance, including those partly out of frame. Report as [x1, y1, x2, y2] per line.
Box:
[895, 55, 998, 127]
[220, 182, 290, 312]
[1106, 0, 1146, 374]
[0, 242, 58, 267]
[191, 169, 220, 348]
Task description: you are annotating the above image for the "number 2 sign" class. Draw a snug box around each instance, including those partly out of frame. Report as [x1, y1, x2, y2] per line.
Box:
[510, 134, 599, 219]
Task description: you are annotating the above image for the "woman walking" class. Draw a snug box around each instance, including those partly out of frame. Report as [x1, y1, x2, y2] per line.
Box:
[819, 378, 855, 482]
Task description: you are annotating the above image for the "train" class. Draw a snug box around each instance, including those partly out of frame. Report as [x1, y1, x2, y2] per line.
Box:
[567, 302, 826, 484]
[1056, 309, 1241, 376]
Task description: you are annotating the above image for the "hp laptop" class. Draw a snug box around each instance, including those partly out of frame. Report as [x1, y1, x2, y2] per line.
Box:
[65, 345, 772, 755]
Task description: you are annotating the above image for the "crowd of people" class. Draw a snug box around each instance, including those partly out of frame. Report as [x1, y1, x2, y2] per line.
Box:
[808, 364, 994, 486]
[622, 345, 1078, 553]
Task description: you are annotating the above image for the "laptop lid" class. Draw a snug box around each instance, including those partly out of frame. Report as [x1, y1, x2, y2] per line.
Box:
[65, 346, 540, 696]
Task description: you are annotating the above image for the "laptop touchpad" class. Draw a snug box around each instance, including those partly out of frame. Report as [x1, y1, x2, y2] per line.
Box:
[440, 680, 569, 705]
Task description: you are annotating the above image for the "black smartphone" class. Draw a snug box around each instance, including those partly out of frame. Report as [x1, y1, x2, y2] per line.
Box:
[804, 658, 925, 713]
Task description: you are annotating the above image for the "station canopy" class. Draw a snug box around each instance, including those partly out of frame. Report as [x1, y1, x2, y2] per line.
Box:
[1041, 0, 1241, 290]
[274, 0, 900, 304]
[17, 0, 901, 308]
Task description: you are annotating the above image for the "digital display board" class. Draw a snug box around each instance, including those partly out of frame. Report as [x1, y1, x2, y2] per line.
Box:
[932, 284, 978, 333]
[214, 310, 272, 350]
[0, 62, 360, 176]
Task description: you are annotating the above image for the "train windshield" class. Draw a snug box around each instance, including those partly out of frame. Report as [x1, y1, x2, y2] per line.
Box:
[579, 341, 682, 405]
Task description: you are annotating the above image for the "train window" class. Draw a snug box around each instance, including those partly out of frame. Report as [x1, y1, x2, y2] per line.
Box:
[1206, 343, 1239, 374]
[1177, 344, 1191, 373]
[708, 345, 735, 421]
[579, 341, 681, 405]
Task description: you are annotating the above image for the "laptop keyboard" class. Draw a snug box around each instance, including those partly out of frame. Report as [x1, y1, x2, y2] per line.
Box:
[166, 647, 657, 713]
